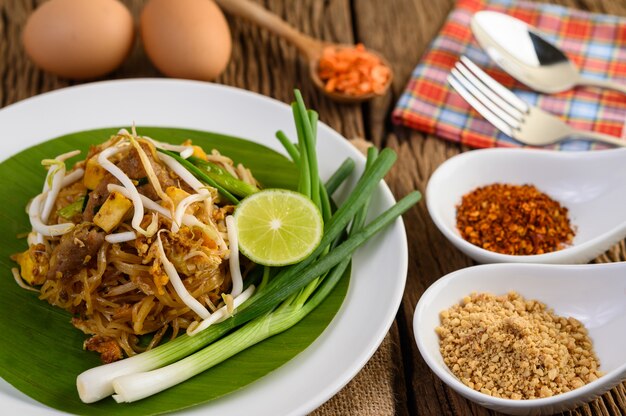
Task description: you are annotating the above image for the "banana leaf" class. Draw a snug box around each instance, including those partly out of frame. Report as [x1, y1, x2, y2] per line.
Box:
[0, 127, 349, 415]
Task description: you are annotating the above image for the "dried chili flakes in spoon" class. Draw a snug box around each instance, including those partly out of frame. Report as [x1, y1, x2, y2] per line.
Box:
[456, 183, 575, 255]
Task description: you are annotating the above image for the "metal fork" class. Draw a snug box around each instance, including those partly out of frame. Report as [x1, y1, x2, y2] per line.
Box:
[448, 56, 625, 147]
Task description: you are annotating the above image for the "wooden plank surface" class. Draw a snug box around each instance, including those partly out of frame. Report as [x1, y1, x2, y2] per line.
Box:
[0, 0, 625, 415]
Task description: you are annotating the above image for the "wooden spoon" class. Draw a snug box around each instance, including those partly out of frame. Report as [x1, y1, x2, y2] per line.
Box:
[214, 0, 393, 103]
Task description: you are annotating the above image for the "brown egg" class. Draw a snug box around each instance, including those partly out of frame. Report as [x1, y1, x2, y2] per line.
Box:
[140, 0, 232, 81]
[22, 0, 134, 79]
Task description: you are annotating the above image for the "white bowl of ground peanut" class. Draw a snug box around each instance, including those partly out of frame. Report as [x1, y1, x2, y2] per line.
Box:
[413, 262, 626, 415]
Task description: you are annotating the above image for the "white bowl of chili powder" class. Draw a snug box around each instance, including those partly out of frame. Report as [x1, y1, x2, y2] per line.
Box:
[413, 262, 626, 415]
[426, 148, 626, 264]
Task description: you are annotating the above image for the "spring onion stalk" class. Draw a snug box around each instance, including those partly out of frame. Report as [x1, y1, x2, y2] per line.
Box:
[158, 149, 239, 204]
[274, 135, 356, 198]
[350, 147, 378, 234]
[319, 187, 332, 225]
[275, 130, 300, 163]
[294, 91, 320, 207]
[187, 156, 259, 198]
[257, 267, 271, 293]
[307, 109, 318, 139]
[288, 101, 328, 315]
[293, 103, 311, 198]
[77, 323, 232, 402]
[273, 131, 343, 222]
[325, 158, 356, 196]
[238, 91, 415, 314]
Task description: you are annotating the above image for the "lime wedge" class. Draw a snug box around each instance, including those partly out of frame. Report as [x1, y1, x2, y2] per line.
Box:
[234, 189, 323, 266]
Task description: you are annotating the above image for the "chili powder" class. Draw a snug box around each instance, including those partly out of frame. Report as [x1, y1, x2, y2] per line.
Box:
[456, 184, 575, 255]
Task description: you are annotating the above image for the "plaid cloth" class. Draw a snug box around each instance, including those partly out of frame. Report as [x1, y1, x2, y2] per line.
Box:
[392, 0, 626, 150]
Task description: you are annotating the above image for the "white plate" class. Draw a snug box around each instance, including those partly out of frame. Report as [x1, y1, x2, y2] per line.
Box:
[0, 79, 408, 415]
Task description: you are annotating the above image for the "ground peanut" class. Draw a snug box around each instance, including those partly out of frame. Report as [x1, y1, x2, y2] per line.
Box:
[436, 292, 602, 399]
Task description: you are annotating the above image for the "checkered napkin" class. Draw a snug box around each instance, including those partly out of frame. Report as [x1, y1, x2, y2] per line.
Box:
[392, 0, 626, 150]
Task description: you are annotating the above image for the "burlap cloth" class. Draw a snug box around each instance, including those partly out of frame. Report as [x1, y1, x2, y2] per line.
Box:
[312, 332, 400, 415]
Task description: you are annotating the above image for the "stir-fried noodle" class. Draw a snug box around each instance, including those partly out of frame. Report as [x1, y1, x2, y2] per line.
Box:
[12, 131, 258, 362]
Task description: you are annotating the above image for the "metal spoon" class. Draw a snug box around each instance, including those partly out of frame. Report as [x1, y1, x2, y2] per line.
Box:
[214, 0, 393, 103]
[471, 11, 626, 94]
[414, 261, 626, 415]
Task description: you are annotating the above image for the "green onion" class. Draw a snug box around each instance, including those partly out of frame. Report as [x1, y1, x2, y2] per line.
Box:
[76, 323, 230, 403]
[156, 149, 239, 204]
[325, 158, 356, 196]
[350, 147, 378, 233]
[293, 102, 312, 198]
[294, 91, 320, 207]
[57, 196, 85, 220]
[275, 130, 300, 163]
[187, 156, 259, 198]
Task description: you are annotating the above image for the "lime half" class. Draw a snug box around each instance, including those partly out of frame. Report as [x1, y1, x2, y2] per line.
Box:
[234, 189, 323, 266]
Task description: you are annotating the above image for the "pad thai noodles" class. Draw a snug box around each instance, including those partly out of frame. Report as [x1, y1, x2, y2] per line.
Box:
[12, 129, 260, 363]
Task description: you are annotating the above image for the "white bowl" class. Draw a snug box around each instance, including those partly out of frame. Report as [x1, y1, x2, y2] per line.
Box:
[426, 148, 626, 264]
[413, 262, 626, 415]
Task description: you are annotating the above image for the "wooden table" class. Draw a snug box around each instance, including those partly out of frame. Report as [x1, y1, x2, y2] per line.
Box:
[2, 0, 625, 415]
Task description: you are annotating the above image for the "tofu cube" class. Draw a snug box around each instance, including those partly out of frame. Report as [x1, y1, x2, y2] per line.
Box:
[83, 158, 106, 190]
[93, 191, 133, 233]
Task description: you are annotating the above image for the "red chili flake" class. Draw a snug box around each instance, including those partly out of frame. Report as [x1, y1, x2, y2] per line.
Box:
[456, 184, 575, 255]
